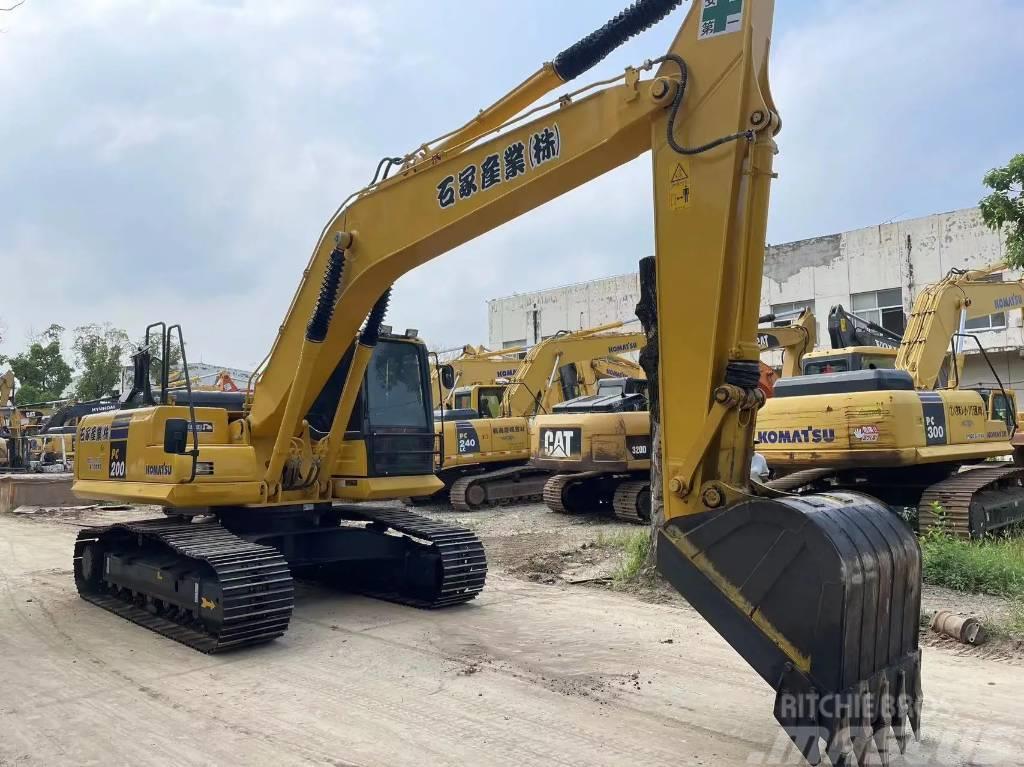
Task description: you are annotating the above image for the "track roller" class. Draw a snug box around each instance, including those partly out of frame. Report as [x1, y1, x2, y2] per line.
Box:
[74, 518, 294, 653]
[612, 480, 650, 523]
[449, 465, 547, 511]
[542, 471, 608, 514]
[657, 491, 921, 766]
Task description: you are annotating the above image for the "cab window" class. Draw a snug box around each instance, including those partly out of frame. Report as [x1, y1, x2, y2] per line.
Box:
[803, 357, 850, 375]
[477, 387, 505, 419]
[453, 391, 472, 410]
[991, 393, 1014, 428]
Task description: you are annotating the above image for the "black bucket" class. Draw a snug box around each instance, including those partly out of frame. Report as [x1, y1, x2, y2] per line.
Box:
[658, 491, 922, 765]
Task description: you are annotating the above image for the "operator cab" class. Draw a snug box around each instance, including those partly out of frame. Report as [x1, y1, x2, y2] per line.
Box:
[447, 384, 507, 419]
[800, 347, 898, 375]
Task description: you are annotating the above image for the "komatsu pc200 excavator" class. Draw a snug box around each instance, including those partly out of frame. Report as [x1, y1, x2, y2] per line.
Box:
[533, 309, 815, 522]
[762, 264, 1024, 538]
[70, 2, 921, 763]
[435, 323, 645, 510]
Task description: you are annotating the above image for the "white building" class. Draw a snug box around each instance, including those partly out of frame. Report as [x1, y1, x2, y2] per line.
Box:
[488, 208, 1024, 395]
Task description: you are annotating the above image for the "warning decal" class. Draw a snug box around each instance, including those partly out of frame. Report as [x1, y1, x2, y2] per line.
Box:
[670, 160, 692, 210]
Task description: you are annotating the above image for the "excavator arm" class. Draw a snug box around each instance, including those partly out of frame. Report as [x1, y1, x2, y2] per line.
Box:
[897, 264, 1024, 389]
[499, 323, 646, 415]
[757, 308, 817, 378]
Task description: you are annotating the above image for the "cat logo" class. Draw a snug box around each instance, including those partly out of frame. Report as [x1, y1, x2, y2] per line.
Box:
[541, 427, 581, 458]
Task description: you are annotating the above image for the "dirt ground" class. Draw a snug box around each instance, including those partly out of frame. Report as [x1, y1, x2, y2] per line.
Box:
[413, 500, 1024, 657]
[2, 502, 1023, 766]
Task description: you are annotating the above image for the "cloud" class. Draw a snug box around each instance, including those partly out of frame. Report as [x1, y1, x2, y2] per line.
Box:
[768, 0, 1024, 243]
[1, 0, 1020, 371]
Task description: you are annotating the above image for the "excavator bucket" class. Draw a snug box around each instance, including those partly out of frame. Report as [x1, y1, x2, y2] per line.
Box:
[658, 491, 921, 766]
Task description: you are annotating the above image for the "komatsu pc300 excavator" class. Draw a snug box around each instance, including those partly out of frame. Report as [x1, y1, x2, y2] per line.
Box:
[435, 323, 645, 510]
[71, 2, 921, 763]
[762, 263, 1024, 539]
[532, 309, 815, 522]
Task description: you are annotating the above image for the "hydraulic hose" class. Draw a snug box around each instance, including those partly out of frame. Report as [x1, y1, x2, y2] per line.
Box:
[552, 0, 684, 82]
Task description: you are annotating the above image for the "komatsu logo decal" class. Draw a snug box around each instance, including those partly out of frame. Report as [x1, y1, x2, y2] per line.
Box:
[756, 427, 836, 445]
[608, 342, 639, 354]
[994, 294, 1023, 310]
[495, 368, 517, 378]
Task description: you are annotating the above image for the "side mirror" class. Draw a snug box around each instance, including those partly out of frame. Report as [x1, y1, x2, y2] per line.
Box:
[163, 418, 189, 454]
[439, 364, 456, 391]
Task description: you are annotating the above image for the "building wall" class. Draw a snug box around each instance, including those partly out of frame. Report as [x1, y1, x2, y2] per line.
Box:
[488, 273, 641, 348]
[488, 207, 1024, 395]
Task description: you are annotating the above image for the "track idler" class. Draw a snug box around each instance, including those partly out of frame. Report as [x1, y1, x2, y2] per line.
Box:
[657, 491, 922, 766]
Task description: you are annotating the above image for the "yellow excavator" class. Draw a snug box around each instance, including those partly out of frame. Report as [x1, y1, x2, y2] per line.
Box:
[431, 343, 525, 408]
[532, 309, 815, 521]
[0, 370, 15, 467]
[70, 3, 920, 763]
[435, 323, 645, 510]
[761, 263, 1024, 538]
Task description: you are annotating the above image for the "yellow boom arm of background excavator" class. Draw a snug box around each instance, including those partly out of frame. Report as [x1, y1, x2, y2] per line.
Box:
[897, 263, 1024, 389]
[499, 323, 647, 416]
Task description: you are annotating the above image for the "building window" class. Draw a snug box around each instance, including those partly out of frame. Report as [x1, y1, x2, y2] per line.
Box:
[851, 288, 905, 335]
[503, 339, 526, 349]
[769, 300, 815, 327]
[963, 274, 1006, 331]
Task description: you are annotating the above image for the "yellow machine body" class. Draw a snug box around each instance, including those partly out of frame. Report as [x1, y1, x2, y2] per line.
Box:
[762, 265, 1024, 538]
[757, 387, 1014, 470]
[75, 335, 442, 505]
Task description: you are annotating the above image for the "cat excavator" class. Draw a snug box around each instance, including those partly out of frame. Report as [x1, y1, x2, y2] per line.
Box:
[70, 3, 921, 763]
[435, 323, 645, 510]
[533, 309, 815, 521]
[761, 263, 1024, 538]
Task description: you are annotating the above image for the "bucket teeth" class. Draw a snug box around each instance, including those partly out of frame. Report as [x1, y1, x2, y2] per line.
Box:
[776, 660, 922, 767]
[909, 665, 923, 741]
[872, 677, 892, 767]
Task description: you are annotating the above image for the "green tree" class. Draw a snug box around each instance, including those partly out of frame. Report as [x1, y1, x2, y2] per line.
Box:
[73, 323, 130, 400]
[141, 332, 183, 386]
[0, 324, 73, 404]
[980, 153, 1024, 268]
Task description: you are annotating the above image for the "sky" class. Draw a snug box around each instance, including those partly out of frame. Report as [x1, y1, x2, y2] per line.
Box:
[1, 0, 1022, 371]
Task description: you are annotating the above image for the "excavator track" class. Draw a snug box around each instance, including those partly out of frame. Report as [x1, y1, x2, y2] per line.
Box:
[449, 465, 548, 511]
[338, 505, 487, 607]
[918, 464, 1024, 538]
[73, 518, 294, 653]
[611, 480, 650, 523]
[542, 471, 604, 514]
